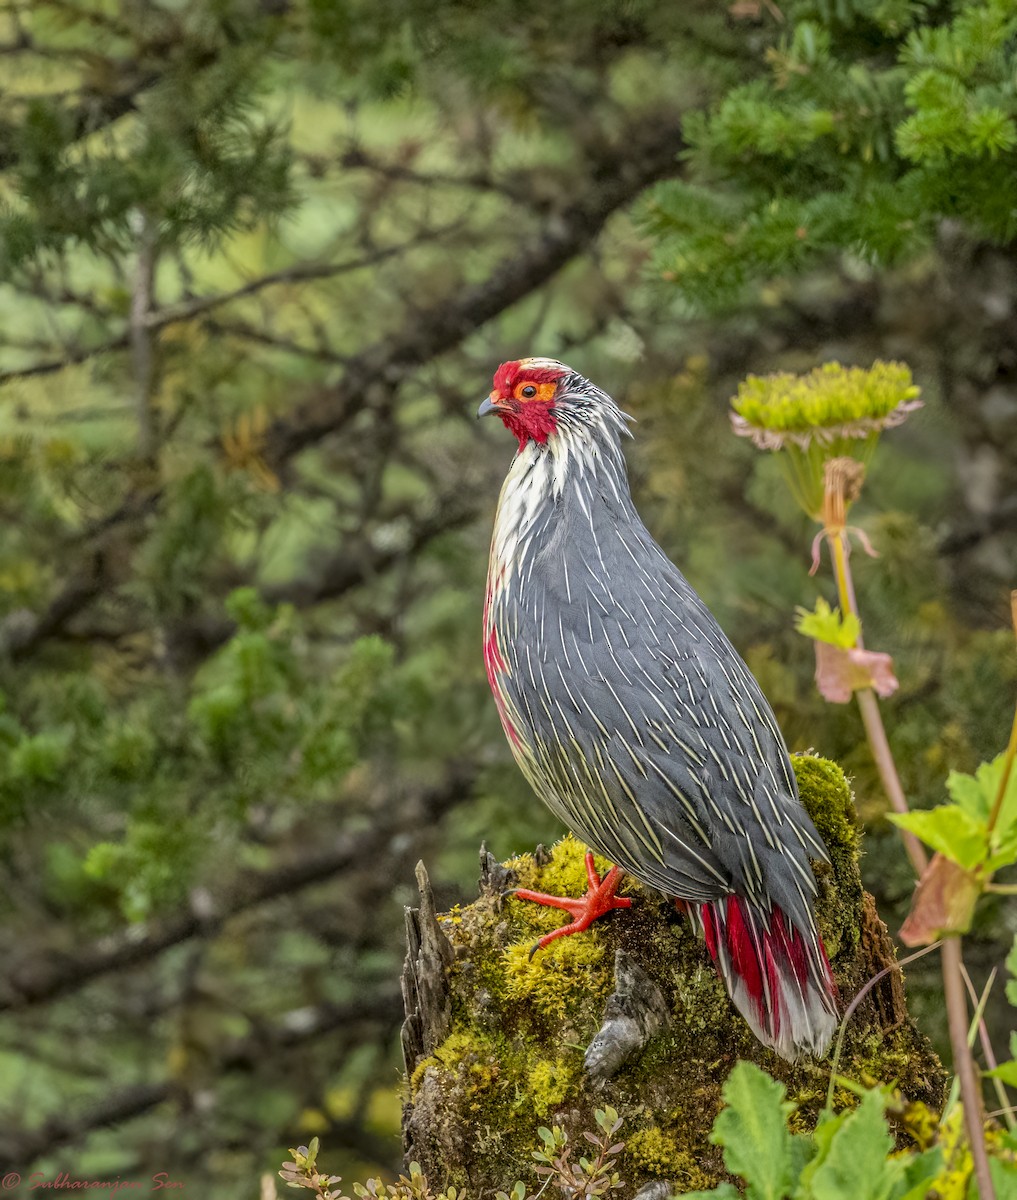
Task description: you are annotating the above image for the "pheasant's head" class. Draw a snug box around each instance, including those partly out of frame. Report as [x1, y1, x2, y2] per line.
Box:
[479, 357, 633, 457]
[477, 358, 567, 450]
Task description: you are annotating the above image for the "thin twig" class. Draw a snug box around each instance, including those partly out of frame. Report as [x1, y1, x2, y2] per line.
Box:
[0, 990, 404, 1172]
[129, 209, 159, 463]
[825, 941, 942, 1111]
[0, 764, 473, 1014]
[960, 962, 1015, 1132]
[203, 318, 350, 365]
[0, 230, 459, 388]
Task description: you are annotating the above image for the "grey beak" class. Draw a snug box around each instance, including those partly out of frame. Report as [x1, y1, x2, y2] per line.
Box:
[477, 396, 499, 418]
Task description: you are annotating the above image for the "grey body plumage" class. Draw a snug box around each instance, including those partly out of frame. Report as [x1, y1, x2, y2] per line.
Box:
[489, 372, 824, 922]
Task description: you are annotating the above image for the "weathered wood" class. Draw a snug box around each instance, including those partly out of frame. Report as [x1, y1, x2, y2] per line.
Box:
[399, 861, 454, 1077]
[478, 842, 516, 900]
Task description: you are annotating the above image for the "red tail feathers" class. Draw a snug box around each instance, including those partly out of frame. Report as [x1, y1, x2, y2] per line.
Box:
[700, 895, 838, 1061]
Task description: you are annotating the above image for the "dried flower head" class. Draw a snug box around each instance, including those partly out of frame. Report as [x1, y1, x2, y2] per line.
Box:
[730, 361, 921, 519]
[731, 361, 921, 450]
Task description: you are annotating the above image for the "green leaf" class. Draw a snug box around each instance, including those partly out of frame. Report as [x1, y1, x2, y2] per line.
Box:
[984, 1155, 1017, 1200]
[795, 598, 862, 649]
[945, 768, 989, 817]
[711, 1062, 797, 1200]
[796, 1107, 847, 1194]
[985, 824, 1017, 873]
[1007, 936, 1017, 1008]
[946, 753, 1017, 828]
[895, 1147, 944, 1200]
[889, 806, 987, 870]
[986, 1061, 1017, 1087]
[807, 1089, 901, 1200]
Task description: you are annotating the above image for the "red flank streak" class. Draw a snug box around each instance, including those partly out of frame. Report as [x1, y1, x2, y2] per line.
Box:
[483, 587, 522, 749]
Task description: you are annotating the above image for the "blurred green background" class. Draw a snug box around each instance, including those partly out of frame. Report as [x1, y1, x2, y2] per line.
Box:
[0, 1, 1014, 1194]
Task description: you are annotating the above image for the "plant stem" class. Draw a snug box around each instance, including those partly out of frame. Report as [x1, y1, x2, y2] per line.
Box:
[828, 529, 928, 875]
[824, 482, 999, 1197]
[829, 530, 858, 618]
[855, 689, 928, 875]
[942, 937, 996, 1200]
[985, 592, 1017, 837]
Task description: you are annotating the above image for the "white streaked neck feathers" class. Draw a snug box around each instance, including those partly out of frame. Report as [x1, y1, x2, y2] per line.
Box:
[488, 406, 629, 592]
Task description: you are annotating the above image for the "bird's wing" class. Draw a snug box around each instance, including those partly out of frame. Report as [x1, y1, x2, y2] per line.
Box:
[501, 516, 826, 919]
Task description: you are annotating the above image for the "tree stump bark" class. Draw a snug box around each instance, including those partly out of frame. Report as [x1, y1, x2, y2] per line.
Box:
[400, 755, 945, 1196]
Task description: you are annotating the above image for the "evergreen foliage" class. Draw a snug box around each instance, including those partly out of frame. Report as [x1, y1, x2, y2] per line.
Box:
[648, 0, 1017, 309]
[0, 0, 1014, 1195]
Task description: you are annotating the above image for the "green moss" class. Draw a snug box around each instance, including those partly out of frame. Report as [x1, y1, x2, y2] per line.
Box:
[792, 754, 858, 859]
[409, 1029, 512, 1108]
[497, 835, 617, 1028]
[792, 754, 863, 959]
[505, 834, 625, 928]
[669, 1153, 716, 1193]
[503, 934, 612, 1023]
[626, 1127, 679, 1174]
[668, 958, 731, 1038]
[626, 1127, 715, 1190]
[409, 1054, 434, 1098]
[527, 1055, 579, 1117]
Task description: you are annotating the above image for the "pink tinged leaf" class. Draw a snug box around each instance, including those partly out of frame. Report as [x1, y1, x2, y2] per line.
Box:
[813, 642, 899, 703]
[899, 852, 981, 946]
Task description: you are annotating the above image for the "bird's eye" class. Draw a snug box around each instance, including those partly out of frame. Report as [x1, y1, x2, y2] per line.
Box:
[520, 385, 537, 398]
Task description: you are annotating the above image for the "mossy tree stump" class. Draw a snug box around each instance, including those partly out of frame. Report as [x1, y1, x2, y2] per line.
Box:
[401, 755, 944, 1195]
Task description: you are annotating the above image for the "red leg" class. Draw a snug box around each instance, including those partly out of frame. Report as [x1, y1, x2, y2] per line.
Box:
[513, 851, 633, 958]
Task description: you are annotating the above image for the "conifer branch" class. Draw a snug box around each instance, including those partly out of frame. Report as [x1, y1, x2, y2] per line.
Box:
[264, 115, 687, 466]
[0, 991, 404, 1172]
[0, 112, 685, 665]
[0, 233, 459, 388]
[0, 765, 473, 1014]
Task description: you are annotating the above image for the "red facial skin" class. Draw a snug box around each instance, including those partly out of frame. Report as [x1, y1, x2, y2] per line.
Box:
[487, 360, 564, 450]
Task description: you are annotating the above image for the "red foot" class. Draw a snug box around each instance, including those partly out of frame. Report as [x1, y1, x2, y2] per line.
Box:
[513, 851, 632, 959]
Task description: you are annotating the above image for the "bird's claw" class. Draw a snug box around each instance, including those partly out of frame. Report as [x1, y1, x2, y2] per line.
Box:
[512, 855, 632, 957]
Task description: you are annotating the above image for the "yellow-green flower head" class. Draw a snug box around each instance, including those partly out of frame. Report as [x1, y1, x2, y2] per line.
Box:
[731, 362, 922, 451]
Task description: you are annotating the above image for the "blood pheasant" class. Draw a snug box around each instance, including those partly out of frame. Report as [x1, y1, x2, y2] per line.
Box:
[479, 357, 838, 1061]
